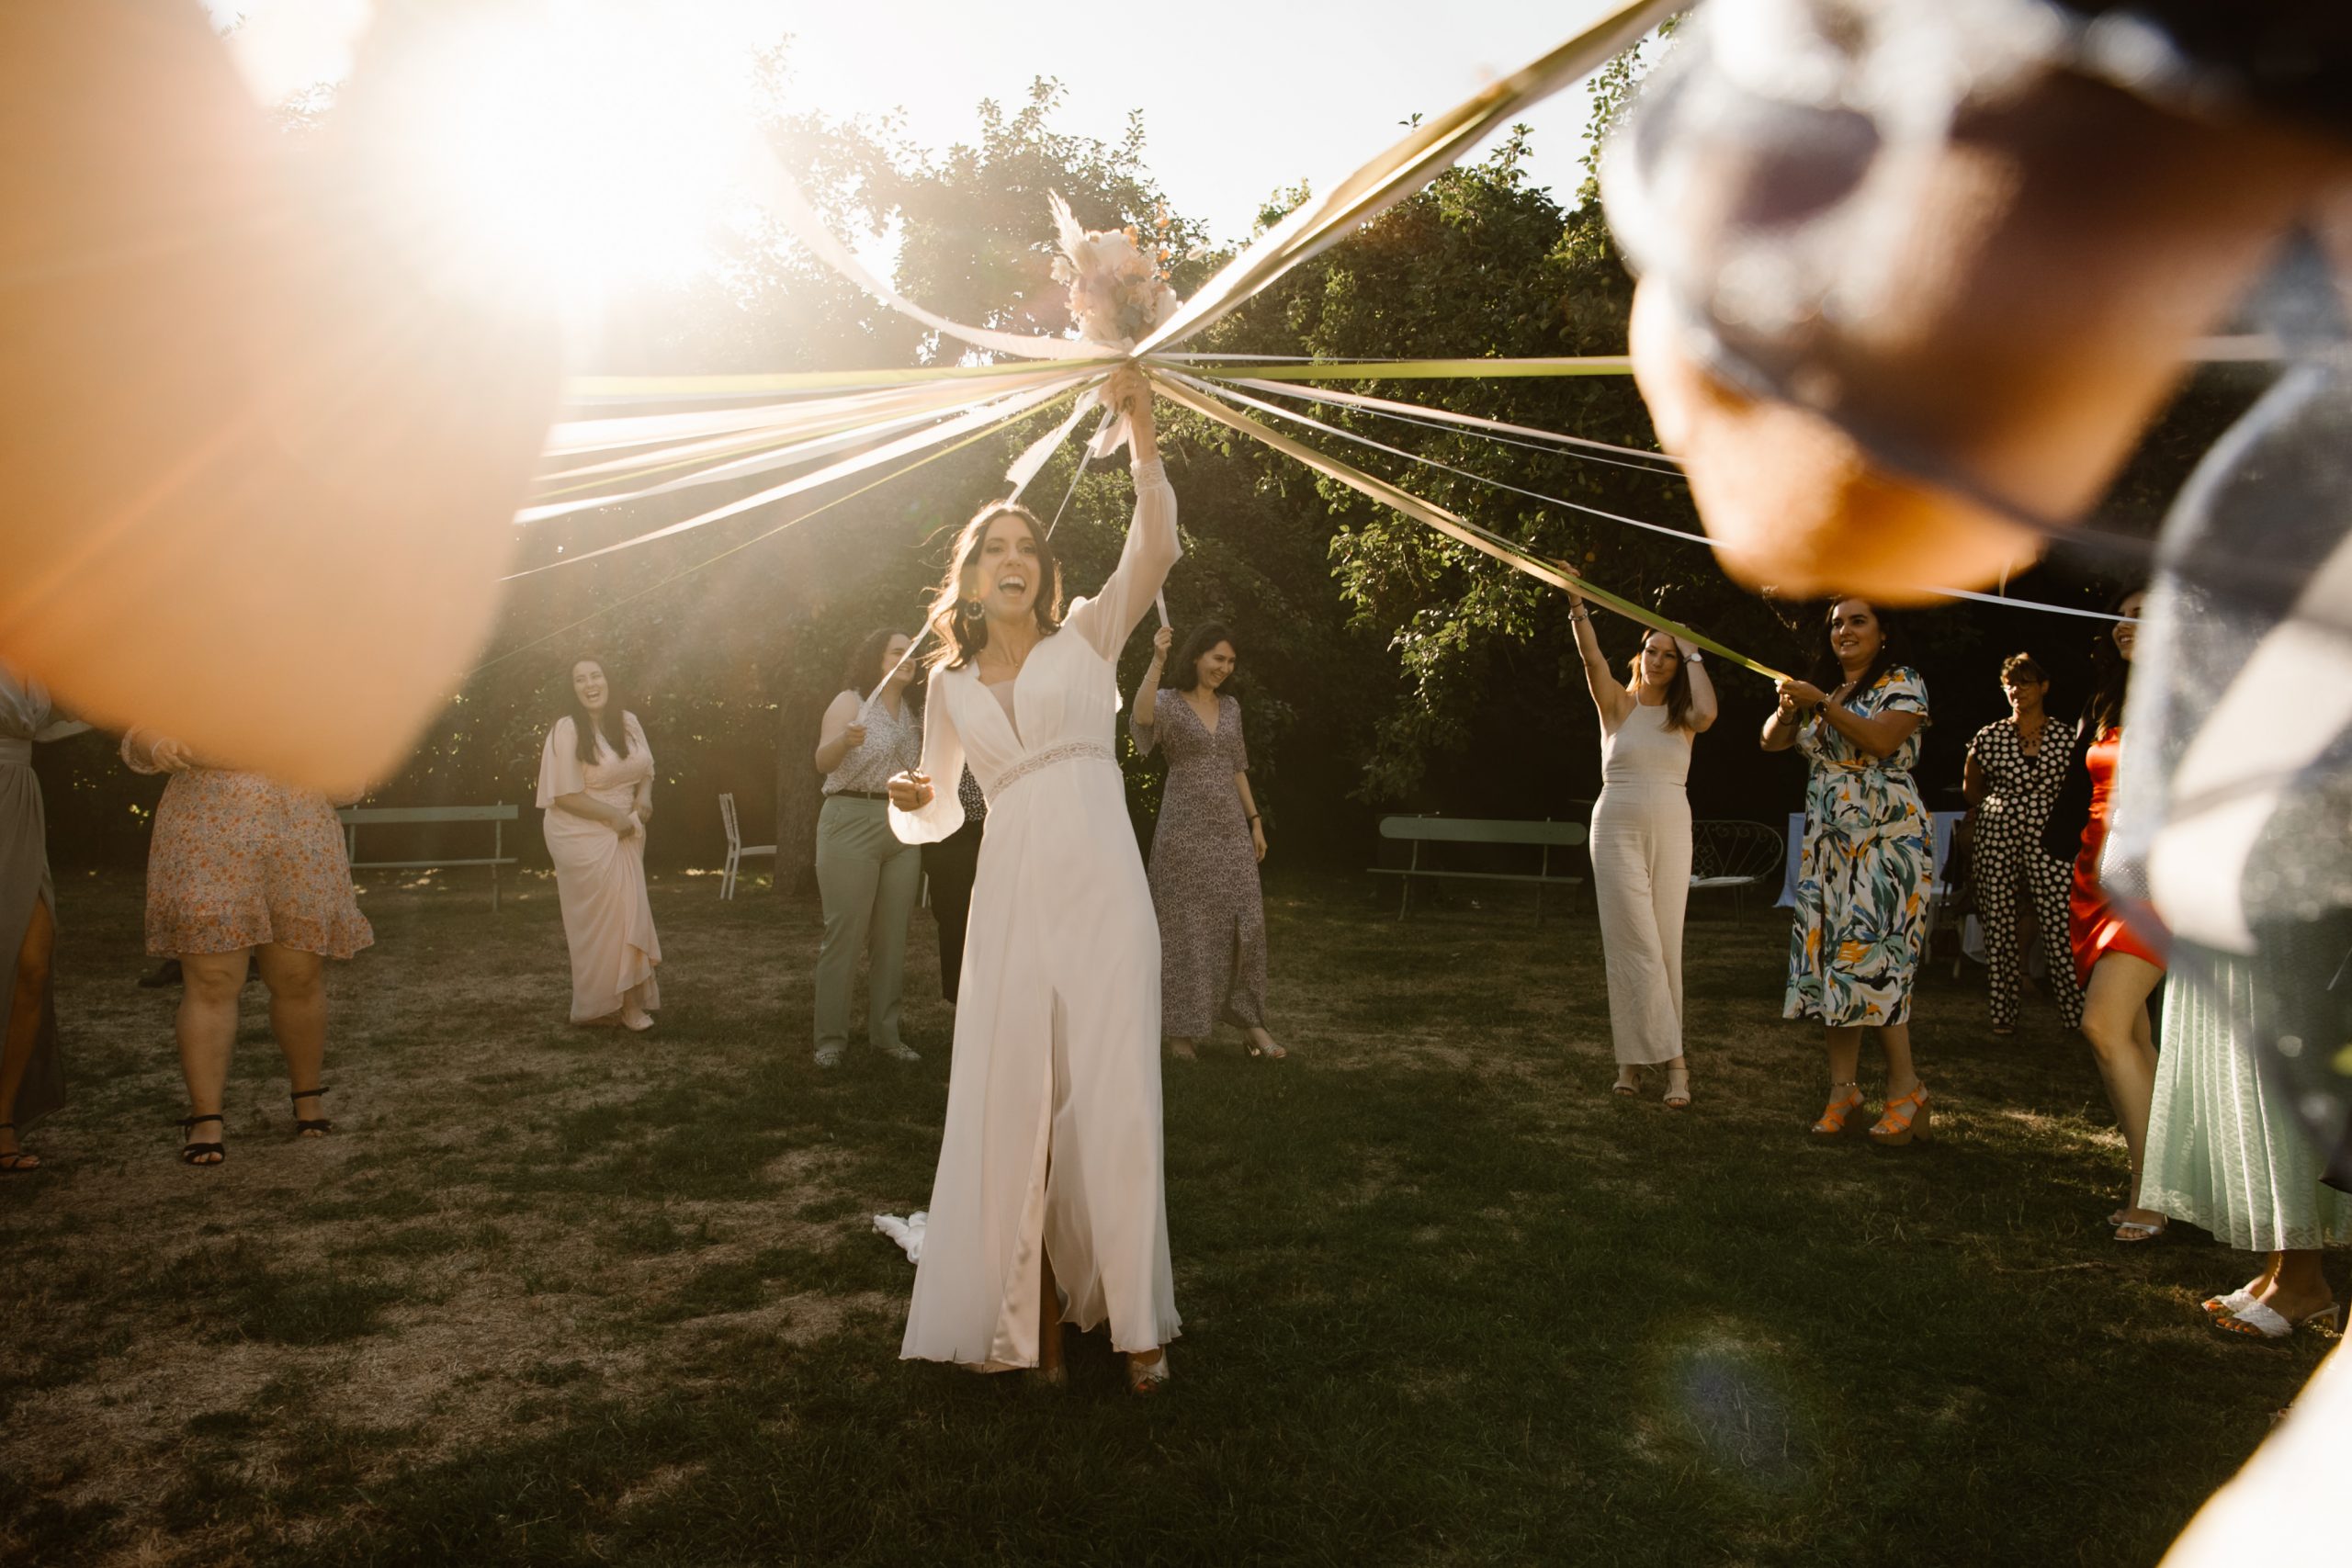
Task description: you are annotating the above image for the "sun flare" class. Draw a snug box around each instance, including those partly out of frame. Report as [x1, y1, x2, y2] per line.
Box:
[275, 0, 783, 317]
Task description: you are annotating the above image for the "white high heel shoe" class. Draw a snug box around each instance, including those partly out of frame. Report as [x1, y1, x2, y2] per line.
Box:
[1126, 1348, 1171, 1394]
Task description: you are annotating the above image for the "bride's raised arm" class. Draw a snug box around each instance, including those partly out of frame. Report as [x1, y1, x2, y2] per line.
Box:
[1069, 375, 1181, 662]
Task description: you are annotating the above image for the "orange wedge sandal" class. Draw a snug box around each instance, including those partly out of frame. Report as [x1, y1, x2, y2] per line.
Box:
[1810, 1082, 1864, 1137]
[1869, 1086, 1931, 1146]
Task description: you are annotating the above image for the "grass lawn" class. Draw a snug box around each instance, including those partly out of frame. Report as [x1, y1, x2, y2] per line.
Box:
[1, 867, 2337, 1565]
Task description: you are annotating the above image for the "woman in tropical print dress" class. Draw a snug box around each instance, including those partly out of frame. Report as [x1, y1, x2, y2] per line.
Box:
[1765, 598, 1934, 1145]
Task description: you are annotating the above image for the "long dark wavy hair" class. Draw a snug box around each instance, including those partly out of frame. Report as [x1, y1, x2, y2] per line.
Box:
[843, 626, 924, 707]
[1807, 596, 1903, 700]
[565, 655, 631, 767]
[1623, 628, 1698, 730]
[2081, 585, 2145, 739]
[925, 500, 1064, 671]
[1169, 622, 1240, 695]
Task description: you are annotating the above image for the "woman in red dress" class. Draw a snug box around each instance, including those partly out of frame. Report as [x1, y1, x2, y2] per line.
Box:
[2044, 590, 2167, 1241]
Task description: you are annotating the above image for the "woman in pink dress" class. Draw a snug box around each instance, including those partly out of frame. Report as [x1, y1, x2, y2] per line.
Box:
[537, 658, 661, 1031]
[123, 728, 373, 1166]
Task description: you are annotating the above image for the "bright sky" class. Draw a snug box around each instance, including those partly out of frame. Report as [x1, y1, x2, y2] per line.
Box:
[775, 2, 1606, 241]
[208, 1, 1611, 246]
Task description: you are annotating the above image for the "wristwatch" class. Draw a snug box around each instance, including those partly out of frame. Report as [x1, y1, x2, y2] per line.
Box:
[1687, 651, 1703, 663]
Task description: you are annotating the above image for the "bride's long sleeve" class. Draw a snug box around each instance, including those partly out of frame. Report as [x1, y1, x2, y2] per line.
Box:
[1069, 457, 1181, 661]
[888, 665, 968, 846]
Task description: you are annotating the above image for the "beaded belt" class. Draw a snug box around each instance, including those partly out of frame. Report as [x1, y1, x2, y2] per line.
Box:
[0, 739, 28, 767]
[988, 740, 1114, 798]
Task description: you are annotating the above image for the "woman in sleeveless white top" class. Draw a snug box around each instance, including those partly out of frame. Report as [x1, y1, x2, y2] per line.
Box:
[1570, 595, 1716, 1106]
[887, 372, 1180, 1390]
[810, 630, 925, 1066]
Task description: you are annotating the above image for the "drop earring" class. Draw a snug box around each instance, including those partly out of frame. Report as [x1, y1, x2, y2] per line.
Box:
[960, 598, 985, 623]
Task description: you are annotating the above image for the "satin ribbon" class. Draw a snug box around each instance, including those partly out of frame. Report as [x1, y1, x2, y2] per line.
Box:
[505, 377, 1088, 578]
[752, 164, 1106, 365]
[1219, 377, 1675, 466]
[1190, 356, 1634, 381]
[1197, 378, 2132, 623]
[475, 399, 1076, 673]
[1135, 0, 1680, 355]
[1152, 373, 1792, 682]
[564, 358, 1090, 401]
[524, 397, 1022, 521]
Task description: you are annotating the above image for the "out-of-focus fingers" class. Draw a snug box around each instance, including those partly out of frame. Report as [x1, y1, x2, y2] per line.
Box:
[0, 4, 562, 794]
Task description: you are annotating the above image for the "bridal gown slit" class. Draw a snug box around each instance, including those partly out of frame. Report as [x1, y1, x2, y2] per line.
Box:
[889, 457, 1183, 1369]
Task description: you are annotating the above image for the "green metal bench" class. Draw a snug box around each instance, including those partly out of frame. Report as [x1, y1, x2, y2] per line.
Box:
[336, 805, 520, 909]
[1371, 816, 1588, 922]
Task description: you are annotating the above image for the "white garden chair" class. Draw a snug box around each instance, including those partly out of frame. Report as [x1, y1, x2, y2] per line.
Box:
[1689, 819, 1784, 919]
[718, 792, 775, 899]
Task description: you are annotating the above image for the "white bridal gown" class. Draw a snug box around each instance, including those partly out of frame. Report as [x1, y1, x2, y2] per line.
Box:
[889, 456, 1182, 1369]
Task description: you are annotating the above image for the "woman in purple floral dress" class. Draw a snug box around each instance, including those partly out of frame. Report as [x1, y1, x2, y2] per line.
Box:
[1131, 623, 1282, 1061]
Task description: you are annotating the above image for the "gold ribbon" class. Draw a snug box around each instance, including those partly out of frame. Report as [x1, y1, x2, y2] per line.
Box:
[1152, 374, 1792, 682]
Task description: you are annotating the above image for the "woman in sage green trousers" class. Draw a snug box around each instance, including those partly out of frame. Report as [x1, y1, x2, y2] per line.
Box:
[810, 629, 924, 1067]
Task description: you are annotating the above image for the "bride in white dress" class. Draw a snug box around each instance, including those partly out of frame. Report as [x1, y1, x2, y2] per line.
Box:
[887, 370, 1181, 1392]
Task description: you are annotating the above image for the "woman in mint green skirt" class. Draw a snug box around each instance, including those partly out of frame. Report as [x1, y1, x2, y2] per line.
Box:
[2141, 955, 2350, 1339]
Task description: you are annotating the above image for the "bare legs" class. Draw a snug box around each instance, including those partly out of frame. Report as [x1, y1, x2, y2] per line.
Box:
[1826, 1021, 1919, 1099]
[175, 942, 332, 1162]
[1170, 1028, 1285, 1060]
[1037, 1246, 1065, 1378]
[2078, 953, 2164, 1232]
[176, 949, 246, 1162]
[0, 897, 56, 1168]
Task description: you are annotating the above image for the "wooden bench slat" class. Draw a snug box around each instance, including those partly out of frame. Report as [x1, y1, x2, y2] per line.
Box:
[337, 804, 516, 910]
[1366, 869, 1582, 886]
[337, 806, 519, 824]
[1378, 817, 1587, 846]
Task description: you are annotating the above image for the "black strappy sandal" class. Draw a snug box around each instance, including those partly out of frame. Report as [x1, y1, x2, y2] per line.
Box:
[0, 1122, 39, 1173]
[288, 1087, 333, 1137]
[180, 1112, 225, 1166]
